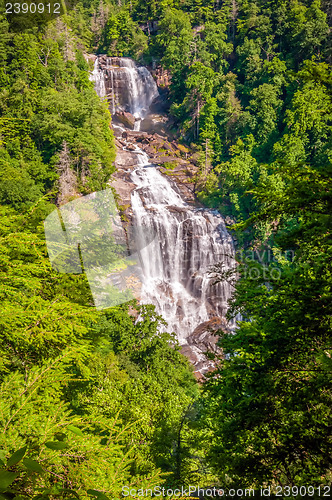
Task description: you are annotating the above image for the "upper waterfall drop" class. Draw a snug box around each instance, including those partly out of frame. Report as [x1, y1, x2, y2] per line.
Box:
[90, 56, 159, 122]
[90, 55, 237, 357]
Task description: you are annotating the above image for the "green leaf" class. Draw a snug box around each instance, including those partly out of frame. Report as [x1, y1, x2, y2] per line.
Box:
[67, 425, 83, 437]
[87, 489, 110, 500]
[53, 433, 67, 442]
[59, 489, 80, 498]
[0, 470, 19, 490]
[0, 453, 5, 463]
[6, 447, 27, 467]
[22, 458, 43, 473]
[44, 441, 67, 451]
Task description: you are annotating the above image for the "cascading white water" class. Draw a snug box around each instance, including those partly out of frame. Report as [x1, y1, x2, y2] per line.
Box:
[89, 58, 106, 98]
[116, 58, 159, 120]
[90, 57, 158, 129]
[90, 56, 236, 344]
[130, 149, 235, 343]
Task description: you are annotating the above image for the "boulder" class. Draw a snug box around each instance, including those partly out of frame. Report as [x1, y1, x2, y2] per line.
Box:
[109, 177, 136, 206]
[188, 317, 229, 355]
[155, 155, 178, 165]
[142, 146, 156, 156]
[166, 206, 188, 214]
[153, 133, 165, 140]
[150, 138, 164, 150]
[126, 131, 148, 140]
[115, 150, 138, 168]
[115, 111, 136, 130]
[161, 141, 174, 152]
[178, 317, 231, 378]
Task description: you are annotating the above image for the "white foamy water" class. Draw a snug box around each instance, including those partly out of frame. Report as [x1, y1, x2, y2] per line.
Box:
[89, 58, 106, 98]
[90, 57, 237, 343]
[130, 149, 235, 343]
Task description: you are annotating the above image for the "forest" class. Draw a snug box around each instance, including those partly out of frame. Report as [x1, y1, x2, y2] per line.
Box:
[0, 0, 331, 498]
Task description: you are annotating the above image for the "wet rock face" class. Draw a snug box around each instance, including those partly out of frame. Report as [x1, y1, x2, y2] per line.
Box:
[182, 317, 231, 378]
[111, 129, 202, 227]
[98, 57, 133, 111]
[114, 131, 203, 208]
[114, 130, 200, 205]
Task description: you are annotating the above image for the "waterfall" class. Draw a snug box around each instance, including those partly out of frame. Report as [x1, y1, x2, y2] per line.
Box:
[91, 57, 158, 122]
[130, 149, 235, 344]
[117, 58, 159, 119]
[90, 56, 236, 347]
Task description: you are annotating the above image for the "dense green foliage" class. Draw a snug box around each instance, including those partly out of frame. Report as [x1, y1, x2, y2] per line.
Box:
[1, 0, 331, 496]
[0, 6, 116, 206]
[204, 160, 332, 487]
[0, 203, 198, 495]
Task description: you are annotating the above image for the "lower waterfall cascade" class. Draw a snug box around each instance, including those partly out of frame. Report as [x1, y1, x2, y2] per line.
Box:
[90, 55, 237, 358]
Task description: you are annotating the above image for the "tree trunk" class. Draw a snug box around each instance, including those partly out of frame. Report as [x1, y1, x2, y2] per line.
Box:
[196, 100, 200, 140]
[231, 0, 238, 42]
